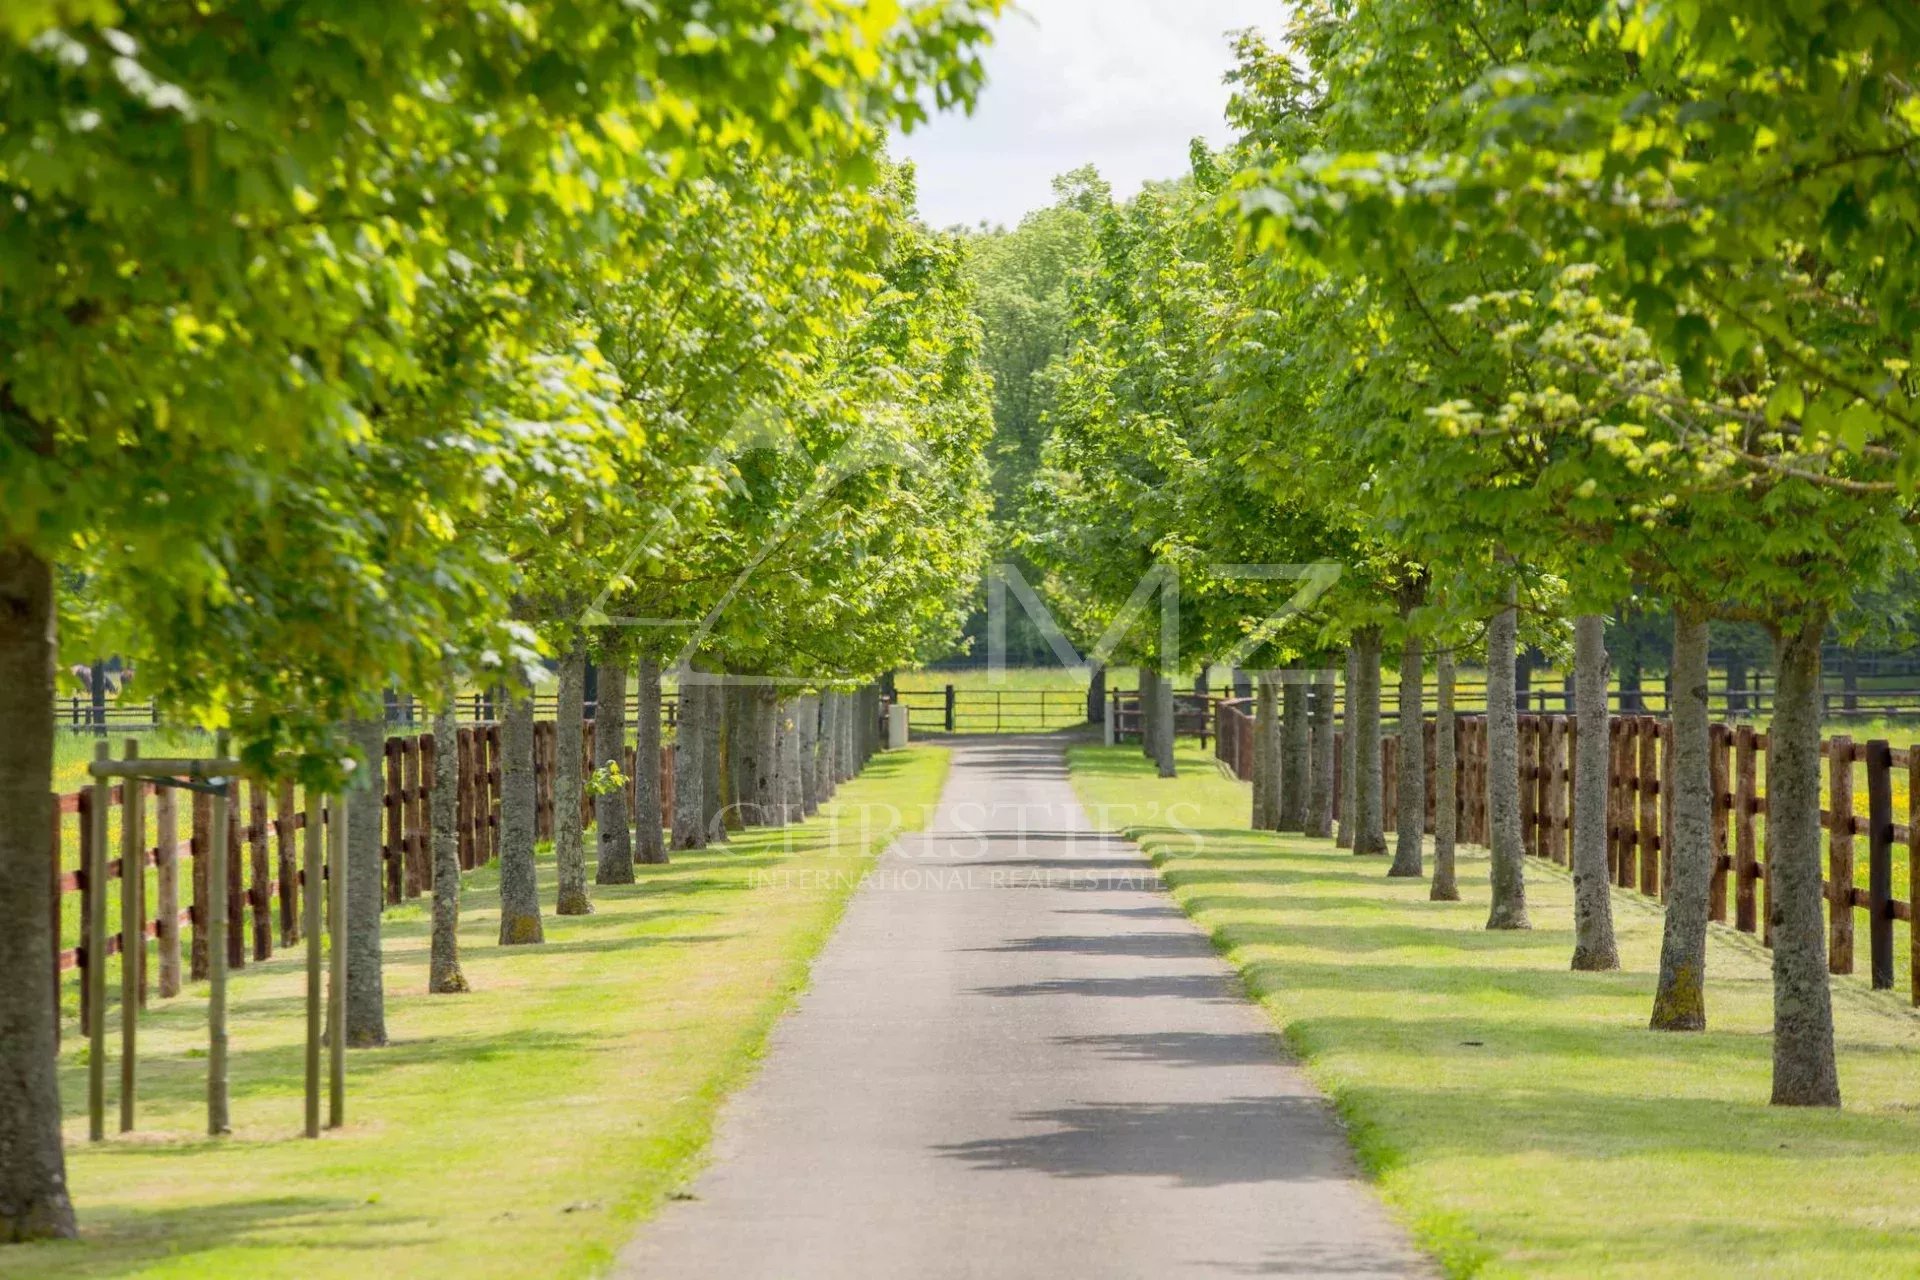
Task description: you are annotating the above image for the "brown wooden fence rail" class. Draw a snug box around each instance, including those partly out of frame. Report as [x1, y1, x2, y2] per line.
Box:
[53, 720, 673, 1039]
[1214, 702, 1919, 1006]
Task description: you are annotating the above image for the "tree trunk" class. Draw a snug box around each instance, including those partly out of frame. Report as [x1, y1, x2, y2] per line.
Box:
[497, 691, 545, 945]
[347, 717, 391, 1043]
[1253, 674, 1279, 830]
[1570, 614, 1618, 969]
[0, 543, 77, 1241]
[788, 699, 807, 818]
[553, 645, 593, 914]
[1727, 662, 1748, 717]
[753, 687, 781, 825]
[797, 695, 820, 816]
[1337, 646, 1358, 849]
[1354, 628, 1386, 855]
[1087, 665, 1106, 725]
[840, 688, 857, 779]
[1138, 666, 1159, 760]
[594, 661, 634, 883]
[1154, 666, 1177, 777]
[1280, 678, 1309, 831]
[814, 691, 838, 804]
[1430, 650, 1459, 901]
[1653, 611, 1713, 1029]
[1619, 657, 1643, 713]
[1768, 617, 1841, 1106]
[429, 706, 471, 991]
[672, 672, 707, 850]
[1485, 595, 1531, 929]
[1389, 631, 1425, 877]
[702, 680, 727, 842]
[633, 657, 667, 864]
[1308, 668, 1336, 838]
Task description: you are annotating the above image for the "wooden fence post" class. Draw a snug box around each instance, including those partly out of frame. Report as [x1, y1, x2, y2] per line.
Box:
[1659, 718, 1676, 898]
[1909, 746, 1919, 1007]
[487, 723, 502, 865]
[249, 779, 271, 961]
[1607, 718, 1627, 887]
[456, 727, 474, 870]
[1708, 723, 1730, 923]
[1865, 739, 1893, 991]
[1760, 728, 1775, 947]
[419, 733, 436, 892]
[1735, 724, 1758, 935]
[384, 737, 403, 905]
[191, 790, 211, 981]
[276, 780, 298, 946]
[225, 792, 245, 971]
[1638, 715, 1661, 899]
[1827, 733, 1854, 974]
[154, 786, 180, 1005]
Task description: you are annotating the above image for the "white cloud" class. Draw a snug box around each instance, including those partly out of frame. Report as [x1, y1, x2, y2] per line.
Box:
[894, 0, 1285, 229]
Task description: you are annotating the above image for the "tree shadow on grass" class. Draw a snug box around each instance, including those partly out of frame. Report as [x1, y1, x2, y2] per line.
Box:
[27, 1194, 435, 1277]
[507, 931, 736, 961]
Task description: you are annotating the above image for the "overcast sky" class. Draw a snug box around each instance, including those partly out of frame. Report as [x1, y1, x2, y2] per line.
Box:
[894, 1, 1285, 230]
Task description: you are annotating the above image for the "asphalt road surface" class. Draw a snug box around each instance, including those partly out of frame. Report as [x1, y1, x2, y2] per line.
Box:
[616, 735, 1431, 1279]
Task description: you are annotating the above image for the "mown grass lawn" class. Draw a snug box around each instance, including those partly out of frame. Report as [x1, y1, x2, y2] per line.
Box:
[1068, 742, 1920, 1280]
[16, 746, 949, 1280]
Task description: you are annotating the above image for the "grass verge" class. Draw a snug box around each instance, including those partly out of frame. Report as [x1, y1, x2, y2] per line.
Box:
[1067, 742, 1920, 1280]
[16, 746, 949, 1280]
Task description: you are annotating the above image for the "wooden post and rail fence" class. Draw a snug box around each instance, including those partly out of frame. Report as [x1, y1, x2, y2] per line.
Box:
[50, 718, 674, 1042]
[1212, 697, 1920, 1007]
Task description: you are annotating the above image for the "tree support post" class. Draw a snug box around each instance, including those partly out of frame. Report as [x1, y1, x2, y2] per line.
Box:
[118, 740, 142, 1133]
[328, 790, 349, 1129]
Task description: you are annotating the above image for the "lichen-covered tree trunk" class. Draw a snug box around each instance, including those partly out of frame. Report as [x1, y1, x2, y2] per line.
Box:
[1280, 676, 1310, 832]
[724, 683, 752, 826]
[767, 698, 793, 826]
[1570, 613, 1618, 968]
[553, 645, 593, 913]
[797, 696, 820, 816]
[1308, 668, 1335, 838]
[702, 680, 728, 842]
[1653, 611, 1713, 1029]
[841, 688, 858, 778]
[1389, 631, 1425, 878]
[429, 706, 471, 991]
[347, 716, 391, 1042]
[753, 687, 782, 826]
[787, 699, 807, 815]
[633, 657, 667, 865]
[1153, 666, 1177, 777]
[1484, 596, 1531, 930]
[1430, 651, 1460, 901]
[814, 692, 838, 803]
[0, 543, 77, 1241]
[1253, 673, 1279, 830]
[497, 691, 545, 945]
[1337, 646, 1358, 849]
[1768, 617, 1841, 1106]
[594, 661, 634, 883]
[1354, 628, 1386, 855]
[671, 672, 706, 851]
